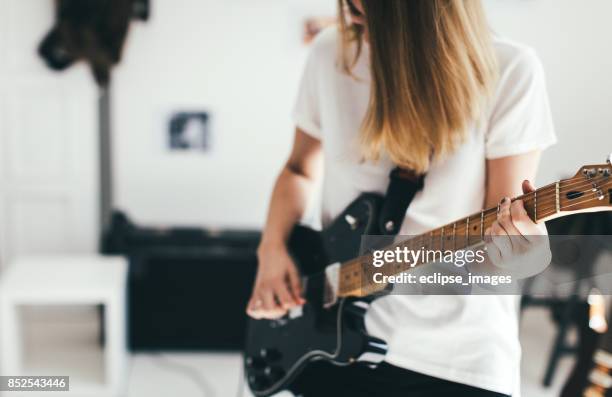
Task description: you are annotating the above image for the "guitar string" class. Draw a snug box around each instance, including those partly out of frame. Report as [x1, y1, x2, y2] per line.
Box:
[430, 175, 611, 227]
[391, 178, 609, 247]
[523, 173, 606, 194]
[342, 194, 608, 291]
[348, 175, 610, 257]
[338, 190, 611, 289]
[528, 178, 611, 213]
[343, 183, 612, 289]
[340, 210, 611, 293]
[526, 191, 603, 214]
[336, 176, 611, 284]
[426, 175, 611, 227]
[516, 175, 609, 203]
[534, 192, 610, 217]
[519, 174, 609, 199]
[522, 179, 609, 206]
[535, 183, 609, 210]
[354, 180, 609, 258]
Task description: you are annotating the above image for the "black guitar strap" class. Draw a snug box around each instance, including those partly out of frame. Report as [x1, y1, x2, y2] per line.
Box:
[378, 167, 425, 235]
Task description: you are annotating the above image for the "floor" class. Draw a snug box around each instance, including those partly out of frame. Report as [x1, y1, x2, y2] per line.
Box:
[6, 306, 575, 397]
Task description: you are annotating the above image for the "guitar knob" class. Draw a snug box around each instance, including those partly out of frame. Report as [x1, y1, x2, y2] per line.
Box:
[247, 374, 270, 391]
[263, 365, 286, 381]
[245, 356, 265, 369]
[259, 348, 282, 361]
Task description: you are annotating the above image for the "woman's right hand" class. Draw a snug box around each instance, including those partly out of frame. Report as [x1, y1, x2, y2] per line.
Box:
[247, 129, 320, 320]
[246, 242, 305, 319]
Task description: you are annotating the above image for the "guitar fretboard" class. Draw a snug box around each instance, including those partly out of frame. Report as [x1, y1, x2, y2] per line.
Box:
[337, 169, 612, 297]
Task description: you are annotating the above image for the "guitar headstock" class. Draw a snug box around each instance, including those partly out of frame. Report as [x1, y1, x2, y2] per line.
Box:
[561, 156, 612, 213]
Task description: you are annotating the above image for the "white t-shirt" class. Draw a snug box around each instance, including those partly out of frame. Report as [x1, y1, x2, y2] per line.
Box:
[292, 27, 556, 396]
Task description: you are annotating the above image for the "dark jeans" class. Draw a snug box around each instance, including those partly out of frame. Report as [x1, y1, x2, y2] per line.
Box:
[292, 361, 511, 397]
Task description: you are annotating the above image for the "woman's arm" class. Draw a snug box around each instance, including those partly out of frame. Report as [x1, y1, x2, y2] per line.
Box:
[484, 150, 551, 277]
[247, 128, 323, 319]
[260, 129, 323, 249]
[484, 150, 541, 207]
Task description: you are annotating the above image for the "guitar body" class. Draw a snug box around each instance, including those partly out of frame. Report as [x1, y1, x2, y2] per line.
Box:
[244, 193, 389, 396]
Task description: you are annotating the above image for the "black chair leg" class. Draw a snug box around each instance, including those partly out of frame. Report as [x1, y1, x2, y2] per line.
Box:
[542, 297, 578, 387]
[98, 304, 106, 346]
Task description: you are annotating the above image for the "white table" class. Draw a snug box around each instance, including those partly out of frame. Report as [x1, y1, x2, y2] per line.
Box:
[0, 255, 128, 397]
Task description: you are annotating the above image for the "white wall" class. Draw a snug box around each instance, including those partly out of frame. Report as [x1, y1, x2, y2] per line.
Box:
[484, 0, 612, 184]
[114, 0, 612, 229]
[114, 0, 334, 228]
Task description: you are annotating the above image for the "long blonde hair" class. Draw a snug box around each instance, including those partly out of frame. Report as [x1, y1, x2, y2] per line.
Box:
[338, 0, 498, 173]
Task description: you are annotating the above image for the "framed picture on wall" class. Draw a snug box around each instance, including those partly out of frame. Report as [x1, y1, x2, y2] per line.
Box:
[168, 111, 210, 151]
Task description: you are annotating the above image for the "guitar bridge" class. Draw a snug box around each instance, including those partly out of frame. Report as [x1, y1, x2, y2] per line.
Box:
[323, 262, 340, 308]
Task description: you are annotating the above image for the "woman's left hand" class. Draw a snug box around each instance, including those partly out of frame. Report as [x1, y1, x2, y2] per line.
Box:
[484, 180, 552, 277]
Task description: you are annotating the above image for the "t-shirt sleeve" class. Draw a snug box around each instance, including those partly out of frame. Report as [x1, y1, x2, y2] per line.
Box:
[485, 48, 557, 159]
[292, 47, 322, 140]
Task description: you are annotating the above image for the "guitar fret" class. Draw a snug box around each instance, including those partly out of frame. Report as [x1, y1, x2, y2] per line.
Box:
[465, 217, 470, 247]
[336, 165, 612, 300]
[534, 190, 537, 222]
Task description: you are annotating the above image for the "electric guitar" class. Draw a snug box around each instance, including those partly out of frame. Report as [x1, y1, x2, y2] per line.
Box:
[245, 157, 612, 397]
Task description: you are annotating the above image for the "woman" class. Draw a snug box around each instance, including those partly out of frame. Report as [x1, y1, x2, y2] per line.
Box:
[247, 0, 556, 396]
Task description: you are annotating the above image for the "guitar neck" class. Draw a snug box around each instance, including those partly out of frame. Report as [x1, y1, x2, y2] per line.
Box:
[338, 167, 612, 298]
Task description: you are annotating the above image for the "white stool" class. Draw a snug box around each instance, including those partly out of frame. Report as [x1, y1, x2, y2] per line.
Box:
[0, 255, 128, 397]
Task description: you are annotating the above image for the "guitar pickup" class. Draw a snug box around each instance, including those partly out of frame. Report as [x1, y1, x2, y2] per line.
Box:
[288, 306, 303, 319]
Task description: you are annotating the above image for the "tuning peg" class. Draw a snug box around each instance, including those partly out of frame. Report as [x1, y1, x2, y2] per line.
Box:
[607, 153, 612, 165]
